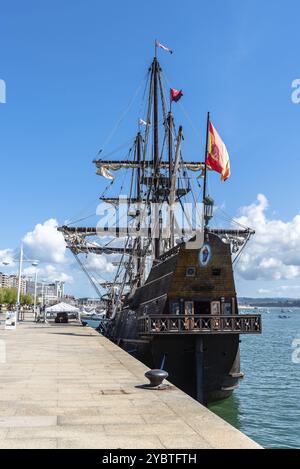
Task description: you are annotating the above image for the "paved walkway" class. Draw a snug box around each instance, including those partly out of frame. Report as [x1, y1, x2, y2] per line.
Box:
[0, 319, 261, 449]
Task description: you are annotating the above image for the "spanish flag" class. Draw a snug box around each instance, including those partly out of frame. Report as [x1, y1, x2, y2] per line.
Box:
[206, 122, 230, 181]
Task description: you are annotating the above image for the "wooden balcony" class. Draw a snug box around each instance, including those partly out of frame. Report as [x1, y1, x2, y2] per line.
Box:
[138, 314, 262, 336]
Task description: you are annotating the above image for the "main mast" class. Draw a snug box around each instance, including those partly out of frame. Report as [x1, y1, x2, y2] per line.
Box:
[152, 56, 161, 259]
[136, 131, 142, 286]
[167, 110, 173, 249]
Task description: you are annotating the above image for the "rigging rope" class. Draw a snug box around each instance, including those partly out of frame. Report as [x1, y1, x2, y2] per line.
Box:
[97, 73, 148, 155]
[70, 249, 102, 298]
[161, 71, 202, 142]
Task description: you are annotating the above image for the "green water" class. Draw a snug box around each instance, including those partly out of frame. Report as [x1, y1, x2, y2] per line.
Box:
[209, 308, 300, 448]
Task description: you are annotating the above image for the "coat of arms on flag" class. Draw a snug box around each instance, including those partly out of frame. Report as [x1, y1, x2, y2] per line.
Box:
[206, 122, 230, 182]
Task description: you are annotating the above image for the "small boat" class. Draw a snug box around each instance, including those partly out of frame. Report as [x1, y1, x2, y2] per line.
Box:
[81, 313, 105, 321]
[80, 308, 106, 321]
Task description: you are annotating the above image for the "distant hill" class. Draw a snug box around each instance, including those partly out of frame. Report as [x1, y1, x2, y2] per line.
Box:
[238, 297, 300, 307]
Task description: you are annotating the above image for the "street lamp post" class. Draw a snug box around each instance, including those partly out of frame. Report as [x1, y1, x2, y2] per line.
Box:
[2, 245, 39, 323]
[41, 279, 47, 322]
[32, 264, 38, 321]
[16, 243, 24, 322]
[41, 281, 44, 307]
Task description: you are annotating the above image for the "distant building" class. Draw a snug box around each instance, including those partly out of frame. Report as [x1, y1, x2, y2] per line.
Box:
[77, 297, 104, 308]
[0, 272, 27, 294]
[0, 273, 67, 305]
[0, 272, 9, 289]
[8, 275, 27, 294]
[26, 280, 65, 305]
[63, 294, 76, 304]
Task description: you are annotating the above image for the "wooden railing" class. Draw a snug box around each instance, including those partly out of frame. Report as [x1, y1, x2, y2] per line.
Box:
[138, 314, 262, 335]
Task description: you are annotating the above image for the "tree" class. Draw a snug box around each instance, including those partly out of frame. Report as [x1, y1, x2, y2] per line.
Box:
[20, 294, 33, 306]
[0, 288, 4, 304]
[2, 288, 17, 307]
[0, 288, 33, 307]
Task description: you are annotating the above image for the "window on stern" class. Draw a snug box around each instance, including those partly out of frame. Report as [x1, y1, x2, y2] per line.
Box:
[211, 301, 221, 315]
[170, 301, 180, 315]
[224, 302, 232, 315]
[186, 266, 196, 277]
[212, 268, 221, 276]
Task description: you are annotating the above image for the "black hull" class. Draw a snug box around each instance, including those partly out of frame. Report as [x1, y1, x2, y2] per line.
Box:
[151, 334, 240, 404]
[107, 332, 241, 404]
[100, 236, 256, 405]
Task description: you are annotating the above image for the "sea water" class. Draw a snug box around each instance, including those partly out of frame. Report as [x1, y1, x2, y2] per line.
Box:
[209, 308, 300, 448]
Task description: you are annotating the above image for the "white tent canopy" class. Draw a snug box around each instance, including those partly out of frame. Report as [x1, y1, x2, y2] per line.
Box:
[45, 302, 79, 313]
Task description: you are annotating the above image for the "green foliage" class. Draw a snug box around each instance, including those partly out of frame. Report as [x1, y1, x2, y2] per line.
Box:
[0, 287, 18, 306]
[0, 288, 34, 306]
[20, 293, 33, 306]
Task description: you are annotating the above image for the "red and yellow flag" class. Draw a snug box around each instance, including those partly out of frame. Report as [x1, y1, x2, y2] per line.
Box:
[206, 122, 230, 181]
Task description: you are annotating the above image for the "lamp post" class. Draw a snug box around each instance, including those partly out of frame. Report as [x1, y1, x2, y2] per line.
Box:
[41, 279, 47, 322]
[32, 262, 39, 321]
[41, 281, 45, 307]
[203, 196, 214, 227]
[16, 243, 24, 322]
[2, 246, 39, 323]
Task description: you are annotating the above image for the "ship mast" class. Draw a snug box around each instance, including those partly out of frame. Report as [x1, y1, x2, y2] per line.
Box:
[202, 111, 210, 204]
[136, 131, 142, 286]
[152, 56, 161, 259]
[58, 53, 216, 303]
[167, 110, 173, 248]
[202, 111, 214, 228]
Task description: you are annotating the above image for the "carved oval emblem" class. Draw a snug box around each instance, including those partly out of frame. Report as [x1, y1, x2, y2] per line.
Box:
[199, 243, 212, 267]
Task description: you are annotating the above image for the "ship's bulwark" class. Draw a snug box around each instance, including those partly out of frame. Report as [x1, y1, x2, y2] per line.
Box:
[104, 233, 248, 404]
[150, 335, 240, 403]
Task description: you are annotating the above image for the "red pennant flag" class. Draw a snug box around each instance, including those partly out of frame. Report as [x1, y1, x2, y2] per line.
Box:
[170, 88, 183, 103]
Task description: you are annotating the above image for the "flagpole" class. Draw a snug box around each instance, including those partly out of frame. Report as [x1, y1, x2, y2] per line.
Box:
[202, 111, 210, 203]
[155, 39, 157, 58]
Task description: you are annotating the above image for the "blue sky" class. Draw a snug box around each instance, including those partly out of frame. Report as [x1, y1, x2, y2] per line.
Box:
[1, 0, 300, 297]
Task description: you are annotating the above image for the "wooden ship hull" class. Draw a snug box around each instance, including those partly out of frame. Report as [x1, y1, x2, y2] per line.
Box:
[104, 233, 261, 404]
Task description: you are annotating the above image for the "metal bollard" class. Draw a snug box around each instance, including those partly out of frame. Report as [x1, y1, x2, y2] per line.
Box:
[144, 369, 169, 389]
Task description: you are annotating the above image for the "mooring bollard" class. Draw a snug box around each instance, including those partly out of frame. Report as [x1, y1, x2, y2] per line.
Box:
[144, 369, 169, 389]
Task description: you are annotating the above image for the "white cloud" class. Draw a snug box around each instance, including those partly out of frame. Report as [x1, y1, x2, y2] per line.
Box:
[235, 194, 300, 281]
[1, 218, 118, 297]
[257, 288, 272, 294]
[0, 249, 15, 267]
[256, 285, 300, 298]
[23, 263, 73, 284]
[278, 285, 300, 292]
[85, 253, 115, 274]
[22, 219, 67, 264]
